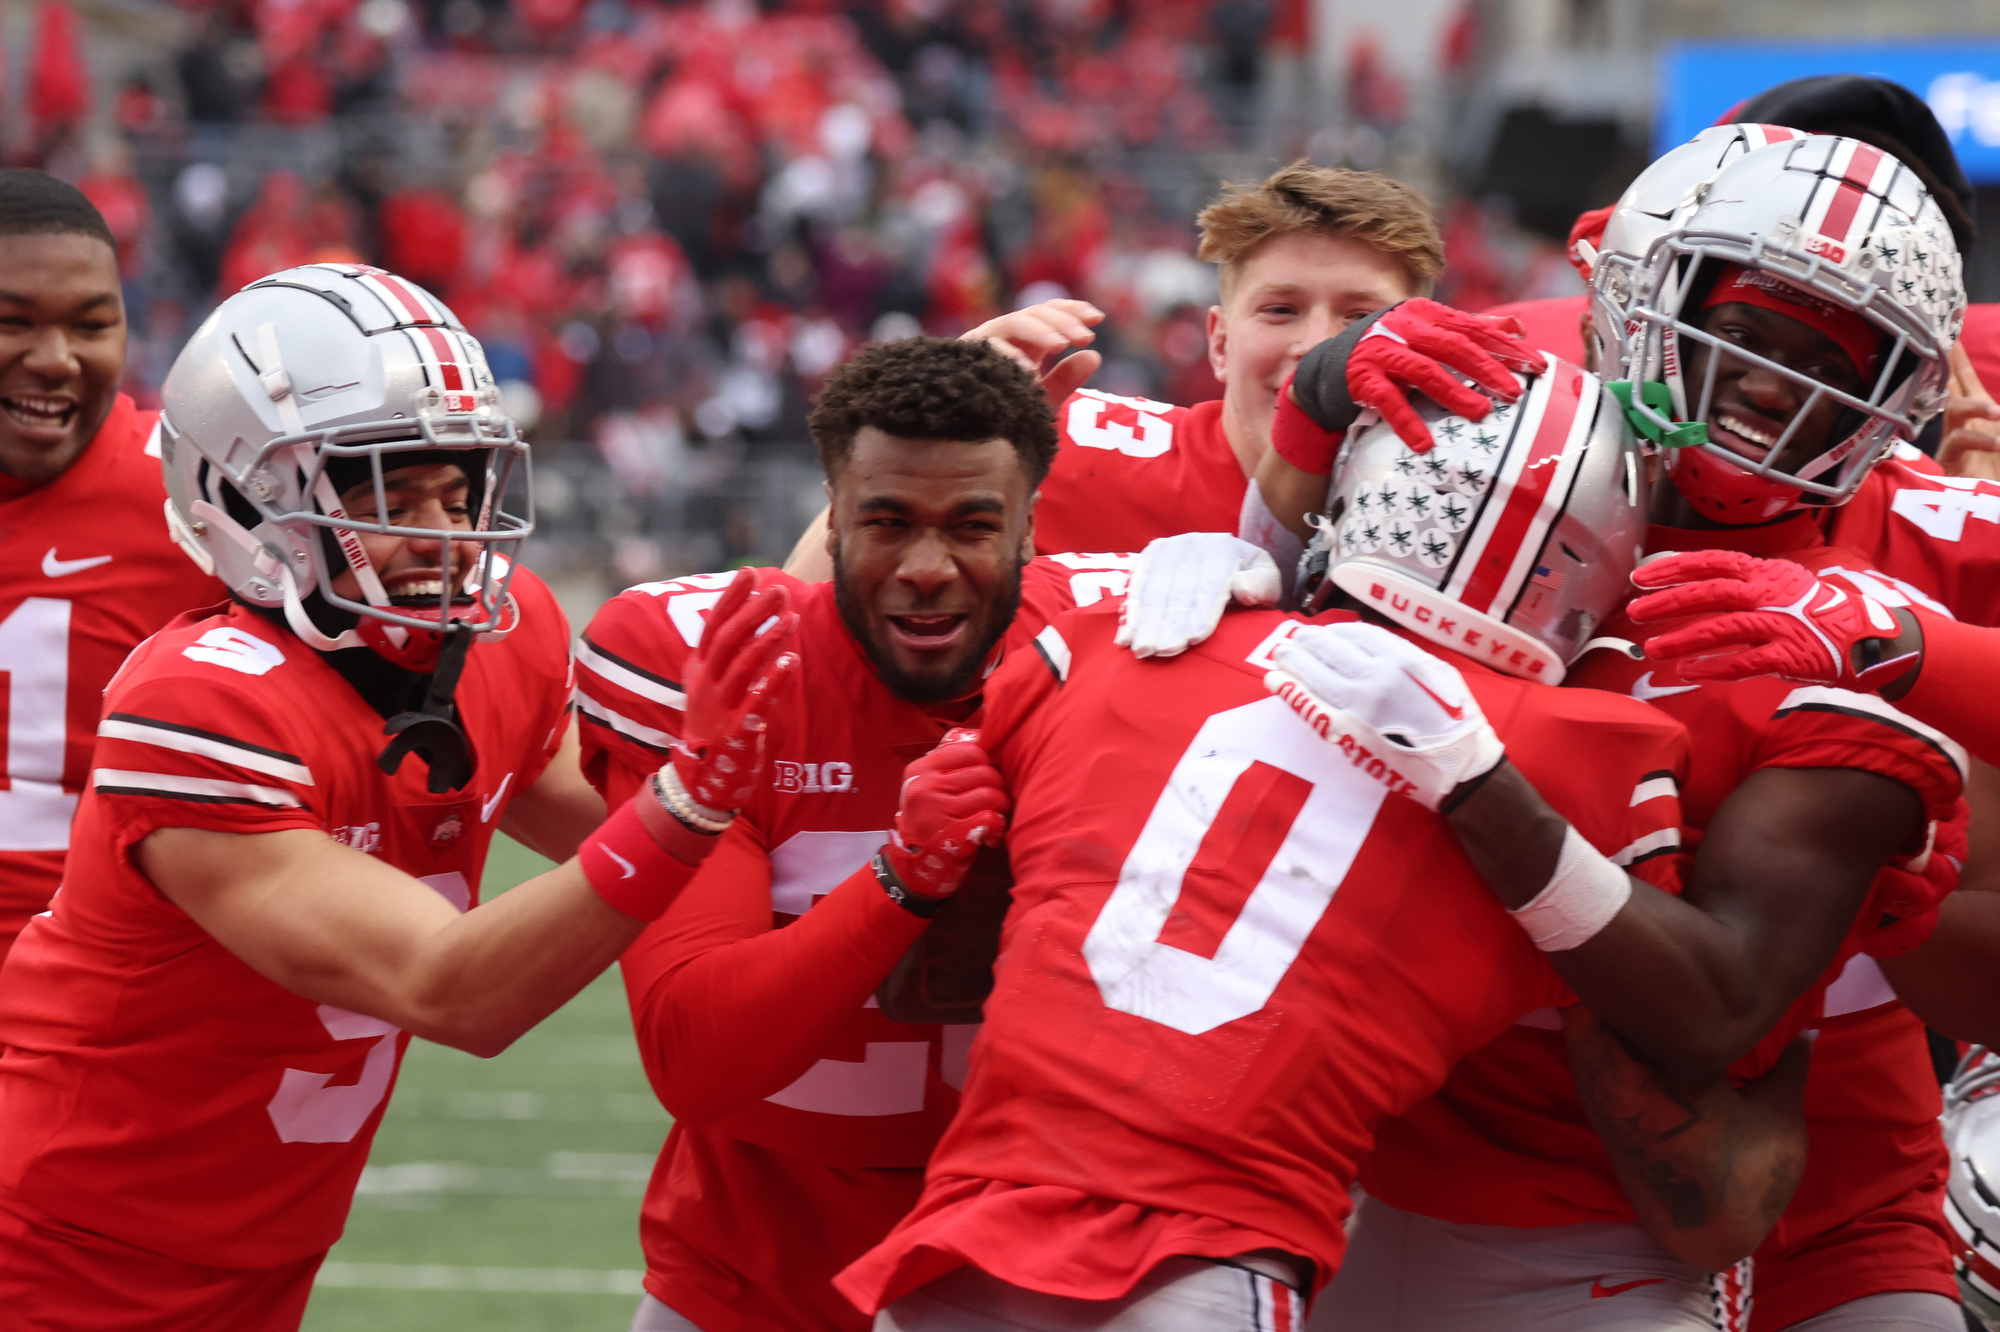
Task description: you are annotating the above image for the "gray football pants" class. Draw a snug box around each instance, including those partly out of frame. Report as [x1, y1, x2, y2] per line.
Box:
[876, 1256, 1302, 1332]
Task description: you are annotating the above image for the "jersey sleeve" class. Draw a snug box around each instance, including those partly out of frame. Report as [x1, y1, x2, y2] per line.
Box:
[619, 817, 928, 1124]
[574, 571, 745, 798]
[1754, 685, 1967, 824]
[1007, 553, 1135, 644]
[1510, 692, 1692, 898]
[506, 566, 578, 796]
[90, 670, 325, 857]
[980, 604, 1112, 779]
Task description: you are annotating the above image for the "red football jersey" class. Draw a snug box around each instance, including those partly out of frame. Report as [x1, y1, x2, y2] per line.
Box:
[0, 575, 572, 1269]
[1032, 390, 1247, 556]
[836, 602, 1689, 1311]
[573, 556, 1131, 1332]
[0, 396, 225, 962]
[1825, 452, 2000, 629]
[1362, 516, 1967, 1231]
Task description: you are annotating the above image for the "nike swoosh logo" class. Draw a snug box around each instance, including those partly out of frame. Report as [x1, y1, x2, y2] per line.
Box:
[1631, 671, 1699, 702]
[42, 548, 113, 578]
[1591, 1277, 1667, 1299]
[599, 844, 636, 879]
[1402, 668, 1466, 720]
[480, 772, 514, 823]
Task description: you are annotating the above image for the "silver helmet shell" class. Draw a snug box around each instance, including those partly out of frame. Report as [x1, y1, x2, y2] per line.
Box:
[159, 263, 531, 655]
[1301, 358, 1645, 684]
[1945, 1046, 2000, 1330]
[1595, 130, 1962, 517]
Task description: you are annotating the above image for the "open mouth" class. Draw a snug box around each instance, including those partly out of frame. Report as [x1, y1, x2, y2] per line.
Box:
[385, 577, 473, 608]
[886, 612, 969, 654]
[1711, 410, 1789, 464]
[2, 393, 78, 436]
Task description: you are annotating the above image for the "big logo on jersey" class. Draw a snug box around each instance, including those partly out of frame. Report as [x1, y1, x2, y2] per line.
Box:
[1083, 696, 1389, 1036]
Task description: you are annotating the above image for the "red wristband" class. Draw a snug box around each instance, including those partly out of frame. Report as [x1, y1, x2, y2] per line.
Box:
[1271, 380, 1344, 475]
[579, 796, 705, 921]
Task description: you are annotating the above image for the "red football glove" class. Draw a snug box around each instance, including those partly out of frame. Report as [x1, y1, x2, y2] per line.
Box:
[882, 728, 1010, 902]
[1347, 299, 1543, 454]
[670, 568, 799, 814]
[1860, 803, 1966, 959]
[1629, 550, 1918, 693]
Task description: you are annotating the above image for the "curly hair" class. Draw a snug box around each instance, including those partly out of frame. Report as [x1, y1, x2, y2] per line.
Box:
[809, 336, 1059, 487]
[1197, 160, 1442, 303]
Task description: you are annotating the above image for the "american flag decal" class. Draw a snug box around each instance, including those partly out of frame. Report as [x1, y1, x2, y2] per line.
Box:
[1531, 564, 1566, 592]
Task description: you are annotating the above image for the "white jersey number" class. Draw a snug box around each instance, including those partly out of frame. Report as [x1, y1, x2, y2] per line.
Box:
[1067, 391, 1175, 459]
[1082, 696, 1388, 1036]
[1890, 479, 2000, 542]
[1047, 551, 1136, 606]
[265, 874, 470, 1144]
[0, 598, 75, 850]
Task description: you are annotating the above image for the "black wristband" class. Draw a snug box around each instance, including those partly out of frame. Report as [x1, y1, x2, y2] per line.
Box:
[1290, 302, 1402, 432]
[1439, 755, 1508, 816]
[873, 848, 944, 918]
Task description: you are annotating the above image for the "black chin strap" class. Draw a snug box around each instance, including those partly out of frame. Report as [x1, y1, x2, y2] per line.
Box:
[378, 625, 477, 793]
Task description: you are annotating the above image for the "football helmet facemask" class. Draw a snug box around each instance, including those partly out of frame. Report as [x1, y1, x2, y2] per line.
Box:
[159, 263, 530, 671]
[1592, 127, 1963, 524]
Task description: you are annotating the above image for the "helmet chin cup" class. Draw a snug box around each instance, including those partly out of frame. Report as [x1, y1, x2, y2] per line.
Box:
[1666, 447, 1803, 525]
[359, 613, 448, 672]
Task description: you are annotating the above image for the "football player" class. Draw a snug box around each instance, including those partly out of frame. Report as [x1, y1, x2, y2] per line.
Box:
[0, 170, 225, 967]
[783, 162, 1539, 579]
[0, 266, 795, 1330]
[834, 358, 1814, 1328]
[575, 337, 1266, 1332]
[1316, 130, 1973, 1332]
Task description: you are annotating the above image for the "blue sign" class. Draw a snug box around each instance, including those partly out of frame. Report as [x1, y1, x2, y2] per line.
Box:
[1658, 40, 2000, 184]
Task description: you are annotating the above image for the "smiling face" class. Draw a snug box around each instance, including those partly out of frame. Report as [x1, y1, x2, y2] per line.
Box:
[329, 462, 477, 609]
[825, 427, 1036, 703]
[1683, 300, 1871, 475]
[0, 232, 126, 485]
[1207, 230, 1416, 468]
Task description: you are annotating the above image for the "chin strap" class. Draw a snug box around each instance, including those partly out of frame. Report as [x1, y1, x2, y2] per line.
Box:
[378, 624, 476, 793]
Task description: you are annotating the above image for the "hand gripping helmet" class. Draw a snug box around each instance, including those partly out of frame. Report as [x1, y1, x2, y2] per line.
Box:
[159, 263, 530, 671]
[1592, 126, 1963, 524]
[1296, 358, 1646, 684]
[1943, 1046, 2000, 1330]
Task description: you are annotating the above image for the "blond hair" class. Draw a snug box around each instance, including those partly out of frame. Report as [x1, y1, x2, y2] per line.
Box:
[1197, 161, 1444, 302]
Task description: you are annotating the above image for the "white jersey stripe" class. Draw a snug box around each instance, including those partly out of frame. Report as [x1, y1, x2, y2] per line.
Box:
[1629, 775, 1678, 807]
[93, 769, 303, 808]
[1033, 625, 1071, 682]
[574, 639, 686, 709]
[574, 689, 678, 752]
[97, 717, 314, 785]
[1612, 827, 1681, 867]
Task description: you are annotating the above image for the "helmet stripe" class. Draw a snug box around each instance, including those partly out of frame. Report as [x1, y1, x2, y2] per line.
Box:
[1818, 141, 1884, 246]
[419, 325, 465, 391]
[1453, 362, 1588, 615]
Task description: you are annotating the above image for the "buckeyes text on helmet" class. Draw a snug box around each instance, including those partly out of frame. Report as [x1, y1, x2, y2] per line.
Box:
[157, 263, 532, 669]
[1297, 356, 1647, 684]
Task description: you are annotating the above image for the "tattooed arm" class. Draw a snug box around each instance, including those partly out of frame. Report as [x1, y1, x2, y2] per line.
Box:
[1565, 1004, 1810, 1270]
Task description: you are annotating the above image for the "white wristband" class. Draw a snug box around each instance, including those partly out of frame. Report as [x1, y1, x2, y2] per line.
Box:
[1510, 825, 1631, 952]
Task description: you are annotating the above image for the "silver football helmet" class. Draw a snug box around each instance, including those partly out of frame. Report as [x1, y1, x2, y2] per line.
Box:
[1593, 128, 1962, 523]
[160, 263, 530, 667]
[1296, 358, 1645, 684]
[1945, 1046, 2000, 1330]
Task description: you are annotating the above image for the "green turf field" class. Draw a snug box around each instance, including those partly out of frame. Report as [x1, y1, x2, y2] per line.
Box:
[301, 836, 664, 1332]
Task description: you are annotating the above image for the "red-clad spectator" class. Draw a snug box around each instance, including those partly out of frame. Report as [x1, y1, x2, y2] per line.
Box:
[378, 186, 468, 293]
[77, 156, 151, 281]
[28, 1, 90, 137]
[263, 51, 335, 125]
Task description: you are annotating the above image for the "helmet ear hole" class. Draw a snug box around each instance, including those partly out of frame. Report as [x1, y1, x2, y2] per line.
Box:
[220, 479, 263, 533]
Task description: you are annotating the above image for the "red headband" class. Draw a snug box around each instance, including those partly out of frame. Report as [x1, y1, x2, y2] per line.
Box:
[1701, 264, 1881, 381]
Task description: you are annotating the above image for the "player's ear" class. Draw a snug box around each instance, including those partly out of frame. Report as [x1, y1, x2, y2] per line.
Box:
[1206, 304, 1227, 380]
[821, 479, 837, 551]
[1020, 488, 1040, 559]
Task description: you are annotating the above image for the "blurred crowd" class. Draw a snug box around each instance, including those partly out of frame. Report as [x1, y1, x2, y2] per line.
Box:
[25, 0, 1573, 576]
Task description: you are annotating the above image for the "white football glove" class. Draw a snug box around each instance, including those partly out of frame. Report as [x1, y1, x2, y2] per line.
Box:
[1266, 622, 1506, 811]
[1117, 533, 1283, 659]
